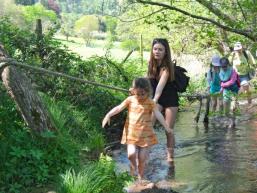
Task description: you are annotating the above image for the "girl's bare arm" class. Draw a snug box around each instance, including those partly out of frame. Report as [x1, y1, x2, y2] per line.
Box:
[102, 103, 127, 128]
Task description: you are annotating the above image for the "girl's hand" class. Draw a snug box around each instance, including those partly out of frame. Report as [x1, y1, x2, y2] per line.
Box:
[102, 115, 110, 128]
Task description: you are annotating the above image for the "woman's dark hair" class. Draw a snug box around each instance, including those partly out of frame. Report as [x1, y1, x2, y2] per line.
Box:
[147, 38, 175, 81]
[220, 57, 230, 66]
[132, 77, 152, 97]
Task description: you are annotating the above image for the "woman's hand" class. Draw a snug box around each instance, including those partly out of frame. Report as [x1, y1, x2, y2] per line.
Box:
[166, 127, 173, 134]
[102, 115, 110, 128]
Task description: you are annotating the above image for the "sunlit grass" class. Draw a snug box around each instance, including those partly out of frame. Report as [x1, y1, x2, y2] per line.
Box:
[58, 155, 132, 193]
[54, 34, 150, 61]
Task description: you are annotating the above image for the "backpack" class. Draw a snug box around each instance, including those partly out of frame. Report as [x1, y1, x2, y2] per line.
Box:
[243, 50, 256, 79]
[174, 60, 190, 93]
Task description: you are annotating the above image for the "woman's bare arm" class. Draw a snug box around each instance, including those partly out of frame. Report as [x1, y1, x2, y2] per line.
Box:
[153, 69, 169, 103]
[153, 106, 172, 133]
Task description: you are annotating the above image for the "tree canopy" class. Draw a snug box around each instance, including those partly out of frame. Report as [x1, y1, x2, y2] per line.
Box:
[131, 0, 257, 42]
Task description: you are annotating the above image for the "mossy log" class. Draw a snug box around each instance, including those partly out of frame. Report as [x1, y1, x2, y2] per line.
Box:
[0, 44, 56, 133]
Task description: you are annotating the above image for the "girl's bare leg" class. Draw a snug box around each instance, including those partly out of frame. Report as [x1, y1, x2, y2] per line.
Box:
[243, 85, 251, 105]
[165, 107, 178, 163]
[218, 96, 224, 112]
[137, 146, 149, 180]
[211, 95, 217, 112]
[127, 144, 137, 177]
[223, 99, 231, 116]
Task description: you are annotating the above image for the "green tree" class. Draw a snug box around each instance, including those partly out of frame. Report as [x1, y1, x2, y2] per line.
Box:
[22, 3, 58, 32]
[74, 15, 99, 45]
[132, 0, 257, 42]
[60, 13, 78, 40]
[104, 16, 117, 35]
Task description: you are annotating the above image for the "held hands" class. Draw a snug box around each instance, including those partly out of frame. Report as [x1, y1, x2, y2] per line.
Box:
[102, 115, 111, 128]
[166, 127, 173, 134]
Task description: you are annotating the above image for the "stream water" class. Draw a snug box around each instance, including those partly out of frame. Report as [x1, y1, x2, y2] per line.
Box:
[112, 108, 257, 193]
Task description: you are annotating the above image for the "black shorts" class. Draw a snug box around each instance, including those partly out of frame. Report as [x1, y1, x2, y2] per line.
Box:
[150, 78, 179, 108]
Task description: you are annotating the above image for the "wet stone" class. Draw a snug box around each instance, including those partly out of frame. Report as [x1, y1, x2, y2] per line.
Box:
[124, 182, 178, 193]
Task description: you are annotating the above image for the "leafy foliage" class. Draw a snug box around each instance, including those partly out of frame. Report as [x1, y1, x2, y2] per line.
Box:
[58, 155, 132, 193]
[74, 15, 99, 45]
[22, 3, 58, 31]
[57, 0, 121, 15]
[0, 15, 142, 192]
[0, 86, 79, 192]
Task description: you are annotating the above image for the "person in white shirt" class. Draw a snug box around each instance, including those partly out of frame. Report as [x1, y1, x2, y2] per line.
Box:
[231, 42, 256, 105]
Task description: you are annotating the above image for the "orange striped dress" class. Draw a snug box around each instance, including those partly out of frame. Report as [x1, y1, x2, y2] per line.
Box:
[120, 96, 158, 147]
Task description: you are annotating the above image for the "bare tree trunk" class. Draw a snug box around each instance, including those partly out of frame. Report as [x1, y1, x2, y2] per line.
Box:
[0, 45, 56, 133]
[35, 19, 46, 67]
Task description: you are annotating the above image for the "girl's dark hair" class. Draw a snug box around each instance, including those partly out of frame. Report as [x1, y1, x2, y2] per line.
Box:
[147, 38, 175, 81]
[220, 57, 230, 66]
[133, 77, 152, 97]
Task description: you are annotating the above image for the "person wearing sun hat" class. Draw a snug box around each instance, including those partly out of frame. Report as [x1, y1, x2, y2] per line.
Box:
[219, 57, 240, 117]
[231, 42, 256, 105]
[206, 54, 223, 112]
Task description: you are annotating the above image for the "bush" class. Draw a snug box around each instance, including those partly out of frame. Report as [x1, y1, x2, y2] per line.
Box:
[0, 87, 80, 193]
[58, 155, 132, 193]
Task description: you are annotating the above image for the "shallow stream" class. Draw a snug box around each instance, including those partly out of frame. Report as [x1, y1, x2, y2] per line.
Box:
[112, 108, 257, 193]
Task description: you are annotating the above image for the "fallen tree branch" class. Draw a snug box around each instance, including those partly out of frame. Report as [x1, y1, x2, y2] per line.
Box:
[0, 58, 211, 100]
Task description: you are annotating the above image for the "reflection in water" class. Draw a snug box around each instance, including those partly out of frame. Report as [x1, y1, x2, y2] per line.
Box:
[113, 110, 257, 193]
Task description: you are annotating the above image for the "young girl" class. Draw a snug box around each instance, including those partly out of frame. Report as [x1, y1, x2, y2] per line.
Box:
[206, 55, 223, 112]
[219, 57, 240, 116]
[102, 77, 172, 183]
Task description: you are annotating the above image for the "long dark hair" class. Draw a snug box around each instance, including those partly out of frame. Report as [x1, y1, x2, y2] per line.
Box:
[147, 38, 175, 81]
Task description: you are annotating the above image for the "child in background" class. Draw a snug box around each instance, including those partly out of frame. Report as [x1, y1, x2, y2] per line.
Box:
[219, 57, 240, 116]
[102, 77, 172, 184]
[207, 55, 223, 112]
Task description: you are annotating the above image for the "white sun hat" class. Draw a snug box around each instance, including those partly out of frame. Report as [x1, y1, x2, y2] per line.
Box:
[234, 42, 243, 51]
[211, 55, 221, 67]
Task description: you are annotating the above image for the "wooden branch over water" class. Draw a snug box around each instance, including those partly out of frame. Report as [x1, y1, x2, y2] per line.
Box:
[0, 58, 210, 99]
[0, 58, 129, 93]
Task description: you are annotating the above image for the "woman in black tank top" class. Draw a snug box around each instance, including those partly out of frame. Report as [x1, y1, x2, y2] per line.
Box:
[147, 38, 179, 167]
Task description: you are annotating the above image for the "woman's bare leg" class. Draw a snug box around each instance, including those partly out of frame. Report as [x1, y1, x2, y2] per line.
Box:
[127, 144, 137, 177]
[165, 107, 178, 162]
